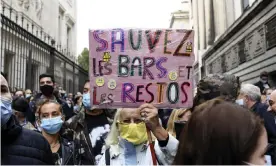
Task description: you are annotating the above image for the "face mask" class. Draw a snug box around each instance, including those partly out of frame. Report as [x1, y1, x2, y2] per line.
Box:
[40, 116, 63, 134]
[20, 118, 28, 127]
[1, 98, 13, 127]
[82, 93, 91, 110]
[40, 85, 54, 97]
[236, 99, 244, 106]
[74, 105, 80, 112]
[118, 122, 148, 145]
[26, 94, 31, 98]
[261, 80, 268, 84]
[266, 95, 270, 101]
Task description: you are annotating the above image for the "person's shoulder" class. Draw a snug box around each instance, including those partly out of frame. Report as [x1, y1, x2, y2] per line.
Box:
[17, 128, 50, 151]
[254, 81, 262, 86]
[21, 128, 44, 140]
[258, 102, 269, 109]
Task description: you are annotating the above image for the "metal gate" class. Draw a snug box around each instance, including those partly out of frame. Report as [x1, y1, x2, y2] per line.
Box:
[0, 3, 88, 94]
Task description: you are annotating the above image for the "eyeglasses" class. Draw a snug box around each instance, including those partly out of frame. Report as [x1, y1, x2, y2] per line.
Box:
[117, 119, 144, 124]
[269, 100, 275, 106]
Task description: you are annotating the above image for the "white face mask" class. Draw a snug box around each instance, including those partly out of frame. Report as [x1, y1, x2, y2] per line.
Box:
[236, 99, 244, 106]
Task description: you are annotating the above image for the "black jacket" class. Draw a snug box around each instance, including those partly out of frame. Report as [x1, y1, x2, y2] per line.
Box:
[58, 126, 78, 165]
[1, 115, 54, 165]
[65, 110, 95, 165]
[254, 81, 271, 94]
[60, 137, 75, 165]
[251, 102, 276, 143]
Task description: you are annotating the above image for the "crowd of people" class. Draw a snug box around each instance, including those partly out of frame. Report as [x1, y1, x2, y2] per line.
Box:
[1, 71, 276, 165]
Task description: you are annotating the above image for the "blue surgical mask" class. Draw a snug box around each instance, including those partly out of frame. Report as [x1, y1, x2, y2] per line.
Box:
[40, 116, 63, 134]
[236, 99, 244, 106]
[1, 98, 13, 127]
[82, 93, 91, 110]
[74, 105, 80, 112]
[26, 94, 31, 98]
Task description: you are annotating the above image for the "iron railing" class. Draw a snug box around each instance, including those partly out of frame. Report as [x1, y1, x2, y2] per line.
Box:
[0, 3, 88, 94]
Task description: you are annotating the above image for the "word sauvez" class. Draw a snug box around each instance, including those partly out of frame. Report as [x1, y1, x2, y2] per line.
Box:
[93, 29, 192, 56]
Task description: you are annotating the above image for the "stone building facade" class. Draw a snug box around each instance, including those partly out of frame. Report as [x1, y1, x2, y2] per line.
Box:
[169, 0, 191, 29]
[0, 0, 85, 93]
[191, 0, 276, 88]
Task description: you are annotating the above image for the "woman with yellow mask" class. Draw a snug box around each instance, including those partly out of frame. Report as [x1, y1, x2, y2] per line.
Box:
[98, 103, 178, 165]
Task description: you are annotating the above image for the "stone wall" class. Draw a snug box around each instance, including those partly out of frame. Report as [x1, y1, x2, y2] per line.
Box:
[202, 0, 276, 86]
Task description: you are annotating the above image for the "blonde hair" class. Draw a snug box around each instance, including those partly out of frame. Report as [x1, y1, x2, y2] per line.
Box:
[166, 109, 190, 137]
[105, 108, 122, 146]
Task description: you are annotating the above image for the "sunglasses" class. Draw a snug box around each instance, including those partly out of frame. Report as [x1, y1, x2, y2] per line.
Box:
[268, 100, 275, 106]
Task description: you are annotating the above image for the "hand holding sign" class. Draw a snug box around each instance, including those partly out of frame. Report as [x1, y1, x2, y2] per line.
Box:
[138, 103, 168, 141]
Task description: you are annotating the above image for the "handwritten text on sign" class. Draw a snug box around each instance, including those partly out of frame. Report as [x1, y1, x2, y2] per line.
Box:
[89, 29, 194, 108]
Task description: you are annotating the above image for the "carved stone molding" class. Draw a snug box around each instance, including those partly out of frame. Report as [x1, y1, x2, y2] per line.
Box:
[17, 0, 43, 20]
[244, 26, 265, 60]
[212, 56, 222, 74]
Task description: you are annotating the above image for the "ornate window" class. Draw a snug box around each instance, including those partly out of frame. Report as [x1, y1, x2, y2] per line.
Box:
[238, 39, 246, 64]
[266, 15, 276, 50]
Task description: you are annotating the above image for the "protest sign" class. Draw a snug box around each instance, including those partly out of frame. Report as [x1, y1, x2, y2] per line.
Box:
[89, 29, 194, 108]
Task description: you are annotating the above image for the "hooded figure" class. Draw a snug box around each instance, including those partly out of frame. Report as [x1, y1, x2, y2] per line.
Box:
[12, 97, 36, 130]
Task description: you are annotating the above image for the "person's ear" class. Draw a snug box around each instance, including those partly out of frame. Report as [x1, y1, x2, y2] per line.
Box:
[37, 118, 41, 125]
[61, 114, 65, 122]
[14, 111, 19, 116]
[244, 95, 249, 102]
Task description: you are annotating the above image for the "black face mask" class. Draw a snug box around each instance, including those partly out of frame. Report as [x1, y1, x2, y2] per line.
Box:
[174, 121, 186, 140]
[40, 85, 54, 97]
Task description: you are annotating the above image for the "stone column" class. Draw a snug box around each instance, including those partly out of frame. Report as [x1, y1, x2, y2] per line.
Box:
[234, 0, 243, 19]
[192, 0, 199, 62]
[213, 0, 227, 39]
[205, 0, 215, 46]
[198, 0, 206, 50]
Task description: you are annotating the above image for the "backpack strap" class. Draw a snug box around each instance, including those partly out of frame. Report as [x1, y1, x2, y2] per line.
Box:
[105, 148, 110, 166]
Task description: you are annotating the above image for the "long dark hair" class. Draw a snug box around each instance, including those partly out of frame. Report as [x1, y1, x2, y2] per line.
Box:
[173, 99, 264, 165]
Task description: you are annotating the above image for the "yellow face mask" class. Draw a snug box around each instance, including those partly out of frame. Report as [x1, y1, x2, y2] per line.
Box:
[118, 122, 148, 145]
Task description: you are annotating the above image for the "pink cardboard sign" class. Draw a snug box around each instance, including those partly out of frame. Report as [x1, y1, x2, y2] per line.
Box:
[89, 29, 194, 108]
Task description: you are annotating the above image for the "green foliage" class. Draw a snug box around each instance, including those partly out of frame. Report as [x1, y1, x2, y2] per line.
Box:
[78, 48, 89, 71]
